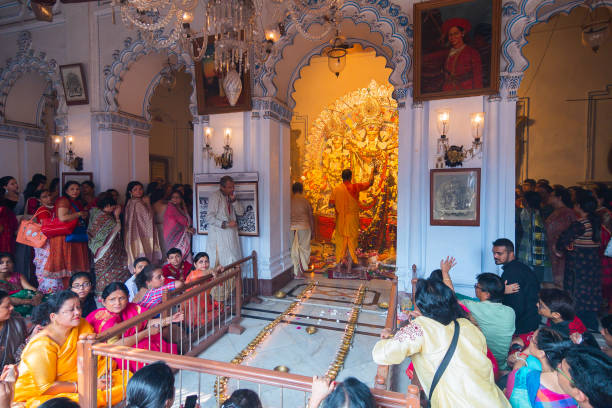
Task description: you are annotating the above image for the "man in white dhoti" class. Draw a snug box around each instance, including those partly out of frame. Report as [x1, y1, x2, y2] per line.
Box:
[206, 176, 244, 268]
[290, 182, 314, 278]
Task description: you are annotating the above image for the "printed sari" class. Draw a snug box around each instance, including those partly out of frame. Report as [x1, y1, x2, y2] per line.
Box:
[88, 208, 130, 295]
[14, 319, 128, 408]
[0, 312, 28, 371]
[505, 366, 577, 407]
[32, 206, 63, 294]
[0, 273, 38, 317]
[163, 202, 193, 263]
[183, 269, 219, 327]
[124, 199, 162, 273]
[86, 302, 177, 372]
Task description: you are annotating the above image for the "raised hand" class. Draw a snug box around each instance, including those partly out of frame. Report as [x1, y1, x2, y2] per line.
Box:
[440, 256, 457, 275]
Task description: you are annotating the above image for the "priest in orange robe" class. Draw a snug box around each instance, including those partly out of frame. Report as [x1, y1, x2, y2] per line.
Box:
[329, 169, 374, 265]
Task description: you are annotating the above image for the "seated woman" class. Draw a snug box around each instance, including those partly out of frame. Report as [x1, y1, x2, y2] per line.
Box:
[14, 290, 127, 408]
[87, 282, 181, 372]
[87, 192, 130, 296]
[183, 252, 223, 327]
[0, 252, 42, 316]
[125, 361, 174, 408]
[372, 278, 510, 408]
[0, 290, 28, 372]
[69, 272, 97, 319]
[505, 327, 576, 407]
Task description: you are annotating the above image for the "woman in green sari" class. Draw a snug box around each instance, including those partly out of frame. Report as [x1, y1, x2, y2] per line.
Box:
[87, 193, 130, 296]
[0, 253, 42, 316]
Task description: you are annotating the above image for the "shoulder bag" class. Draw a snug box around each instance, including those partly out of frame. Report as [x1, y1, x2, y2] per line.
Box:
[65, 201, 88, 243]
[426, 320, 460, 407]
[16, 207, 48, 248]
[40, 207, 78, 238]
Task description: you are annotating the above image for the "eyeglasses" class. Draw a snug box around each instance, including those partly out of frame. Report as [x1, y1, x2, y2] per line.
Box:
[556, 366, 575, 386]
[71, 282, 91, 290]
[474, 284, 482, 290]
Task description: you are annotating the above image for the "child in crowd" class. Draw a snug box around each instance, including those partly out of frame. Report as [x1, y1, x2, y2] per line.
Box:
[162, 248, 192, 281]
[599, 315, 612, 358]
[184, 252, 223, 327]
[125, 257, 150, 301]
[133, 264, 184, 309]
[69, 272, 97, 319]
[0, 252, 42, 316]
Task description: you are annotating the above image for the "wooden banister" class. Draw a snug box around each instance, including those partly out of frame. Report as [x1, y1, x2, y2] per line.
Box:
[89, 344, 412, 408]
[375, 278, 398, 390]
[77, 334, 98, 408]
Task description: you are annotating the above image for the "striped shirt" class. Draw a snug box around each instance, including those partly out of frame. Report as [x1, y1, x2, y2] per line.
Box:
[138, 281, 177, 309]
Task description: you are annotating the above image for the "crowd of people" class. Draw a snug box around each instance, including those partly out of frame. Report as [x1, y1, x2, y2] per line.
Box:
[0, 173, 611, 407]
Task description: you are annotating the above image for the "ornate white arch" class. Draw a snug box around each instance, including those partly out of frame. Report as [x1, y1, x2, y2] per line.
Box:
[103, 33, 197, 118]
[500, 0, 612, 96]
[0, 31, 68, 129]
[255, 0, 412, 100]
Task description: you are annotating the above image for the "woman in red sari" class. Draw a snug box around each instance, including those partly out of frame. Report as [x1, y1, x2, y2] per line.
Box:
[32, 190, 64, 294]
[163, 190, 194, 264]
[544, 187, 577, 288]
[87, 282, 181, 373]
[441, 18, 483, 91]
[44, 181, 89, 286]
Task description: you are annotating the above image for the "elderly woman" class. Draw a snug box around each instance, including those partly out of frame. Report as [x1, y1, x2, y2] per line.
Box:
[0, 290, 28, 371]
[44, 181, 89, 286]
[87, 282, 180, 373]
[88, 192, 130, 295]
[163, 190, 194, 264]
[124, 181, 162, 273]
[372, 278, 510, 408]
[14, 290, 127, 408]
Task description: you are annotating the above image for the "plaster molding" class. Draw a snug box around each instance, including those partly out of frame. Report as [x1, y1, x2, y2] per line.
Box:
[254, 0, 412, 101]
[102, 32, 196, 118]
[499, 71, 524, 100]
[0, 122, 46, 140]
[92, 111, 151, 133]
[501, 0, 612, 73]
[0, 31, 68, 125]
[252, 97, 293, 124]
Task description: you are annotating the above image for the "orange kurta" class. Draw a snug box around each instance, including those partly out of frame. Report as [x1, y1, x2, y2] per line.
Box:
[14, 319, 129, 408]
[330, 181, 370, 263]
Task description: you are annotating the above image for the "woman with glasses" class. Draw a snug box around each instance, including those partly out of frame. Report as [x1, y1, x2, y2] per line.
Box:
[505, 327, 577, 407]
[69, 272, 96, 319]
[13, 290, 128, 407]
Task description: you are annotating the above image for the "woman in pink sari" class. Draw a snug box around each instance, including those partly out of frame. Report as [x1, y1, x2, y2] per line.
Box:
[86, 282, 181, 372]
[163, 190, 194, 264]
[124, 181, 162, 273]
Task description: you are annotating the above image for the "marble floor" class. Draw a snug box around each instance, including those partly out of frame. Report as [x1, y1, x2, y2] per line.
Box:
[169, 277, 410, 408]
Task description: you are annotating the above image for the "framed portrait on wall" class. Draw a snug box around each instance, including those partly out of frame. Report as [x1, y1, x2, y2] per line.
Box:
[61, 172, 93, 188]
[195, 172, 259, 236]
[413, 0, 501, 101]
[193, 36, 252, 115]
[59, 64, 89, 105]
[430, 168, 480, 226]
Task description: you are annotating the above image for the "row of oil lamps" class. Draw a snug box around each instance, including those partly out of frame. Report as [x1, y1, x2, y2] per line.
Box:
[214, 281, 318, 402]
[324, 284, 366, 381]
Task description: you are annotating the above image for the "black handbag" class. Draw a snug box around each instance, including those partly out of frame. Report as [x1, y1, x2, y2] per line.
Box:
[426, 320, 460, 407]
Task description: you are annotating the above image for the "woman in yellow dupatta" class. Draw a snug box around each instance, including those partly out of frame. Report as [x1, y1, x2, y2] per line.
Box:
[14, 291, 129, 408]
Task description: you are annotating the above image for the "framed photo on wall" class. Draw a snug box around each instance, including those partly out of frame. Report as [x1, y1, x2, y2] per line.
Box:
[413, 0, 501, 101]
[430, 168, 480, 226]
[61, 172, 93, 188]
[193, 36, 252, 115]
[195, 172, 259, 236]
[59, 64, 89, 105]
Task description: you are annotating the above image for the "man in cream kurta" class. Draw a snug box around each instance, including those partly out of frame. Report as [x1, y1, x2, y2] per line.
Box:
[290, 182, 314, 278]
[206, 176, 244, 268]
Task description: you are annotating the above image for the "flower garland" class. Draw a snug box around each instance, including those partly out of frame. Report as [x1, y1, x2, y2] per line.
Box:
[324, 283, 366, 380]
[214, 281, 318, 402]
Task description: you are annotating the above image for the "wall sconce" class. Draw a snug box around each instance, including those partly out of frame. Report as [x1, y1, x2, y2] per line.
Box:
[435, 111, 484, 168]
[202, 127, 234, 170]
[51, 135, 82, 169]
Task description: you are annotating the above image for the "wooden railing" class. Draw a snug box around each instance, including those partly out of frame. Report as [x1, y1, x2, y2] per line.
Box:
[78, 341, 420, 408]
[374, 277, 398, 390]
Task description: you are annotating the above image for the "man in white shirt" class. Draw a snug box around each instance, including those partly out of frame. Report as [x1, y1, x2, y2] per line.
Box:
[290, 182, 314, 278]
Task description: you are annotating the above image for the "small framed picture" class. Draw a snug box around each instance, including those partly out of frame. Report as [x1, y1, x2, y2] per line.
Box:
[413, 0, 501, 101]
[195, 174, 259, 236]
[430, 168, 480, 226]
[59, 63, 89, 105]
[61, 172, 93, 188]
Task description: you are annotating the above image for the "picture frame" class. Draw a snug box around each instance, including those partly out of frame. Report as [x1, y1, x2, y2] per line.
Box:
[61, 172, 93, 188]
[149, 155, 170, 184]
[195, 173, 259, 236]
[193, 36, 252, 115]
[430, 168, 480, 226]
[413, 0, 501, 101]
[59, 63, 89, 105]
